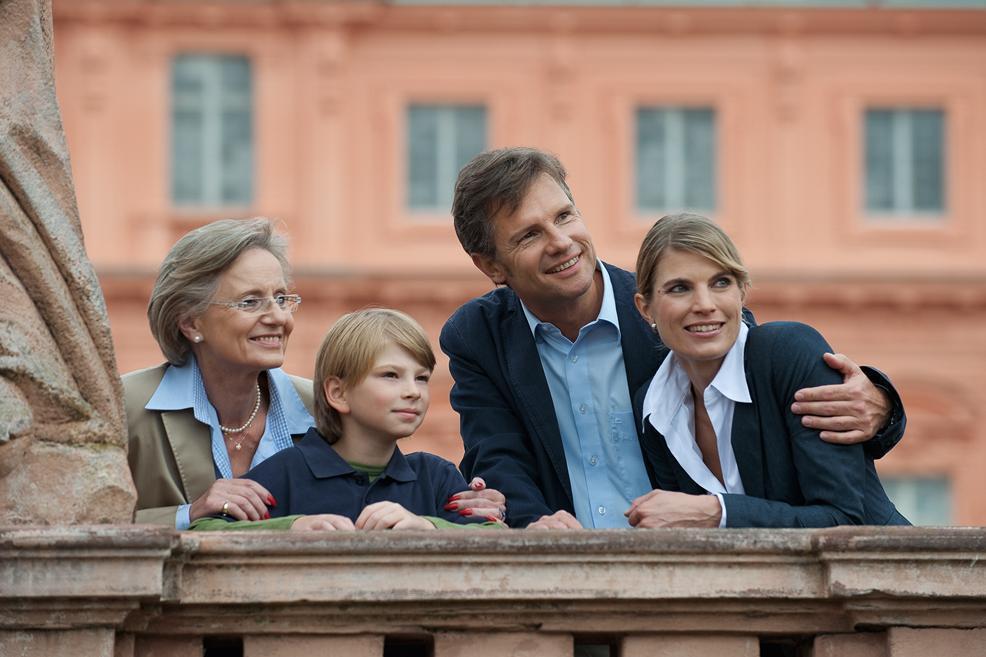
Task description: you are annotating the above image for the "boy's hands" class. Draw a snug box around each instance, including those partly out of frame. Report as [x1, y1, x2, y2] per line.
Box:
[291, 514, 356, 531]
[444, 477, 507, 521]
[356, 501, 436, 530]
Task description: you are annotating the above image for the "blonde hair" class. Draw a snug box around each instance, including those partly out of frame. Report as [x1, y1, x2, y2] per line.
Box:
[147, 217, 290, 365]
[635, 213, 750, 302]
[313, 308, 436, 443]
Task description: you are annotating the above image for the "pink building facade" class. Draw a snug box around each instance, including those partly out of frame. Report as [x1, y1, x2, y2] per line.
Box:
[52, 0, 986, 524]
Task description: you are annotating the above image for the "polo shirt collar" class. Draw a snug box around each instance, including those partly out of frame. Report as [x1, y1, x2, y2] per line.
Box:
[641, 321, 751, 433]
[297, 428, 418, 482]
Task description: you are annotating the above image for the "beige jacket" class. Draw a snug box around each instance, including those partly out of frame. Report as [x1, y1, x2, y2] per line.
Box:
[123, 364, 314, 525]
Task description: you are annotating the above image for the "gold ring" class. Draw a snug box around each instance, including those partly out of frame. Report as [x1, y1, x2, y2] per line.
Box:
[222, 501, 230, 515]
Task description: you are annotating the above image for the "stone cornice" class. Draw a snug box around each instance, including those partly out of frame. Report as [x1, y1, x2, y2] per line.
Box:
[4, 526, 985, 636]
[53, 1, 986, 36]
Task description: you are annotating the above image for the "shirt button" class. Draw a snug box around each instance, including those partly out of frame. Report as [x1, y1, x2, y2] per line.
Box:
[579, 404, 587, 415]
[571, 355, 579, 363]
[589, 455, 598, 466]
[597, 506, 607, 516]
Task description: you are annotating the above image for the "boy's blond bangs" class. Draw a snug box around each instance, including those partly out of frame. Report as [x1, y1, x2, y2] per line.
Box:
[313, 308, 436, 442]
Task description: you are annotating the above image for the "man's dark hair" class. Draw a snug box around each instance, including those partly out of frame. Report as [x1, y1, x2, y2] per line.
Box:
[452, 147, 575, 258]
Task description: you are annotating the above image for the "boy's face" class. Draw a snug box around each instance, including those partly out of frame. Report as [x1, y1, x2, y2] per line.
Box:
[332, 342, 431, 442]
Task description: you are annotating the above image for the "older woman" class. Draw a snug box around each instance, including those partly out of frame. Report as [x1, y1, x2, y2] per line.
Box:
[628, 213, 909, 528]
[125, 218, 505, 528]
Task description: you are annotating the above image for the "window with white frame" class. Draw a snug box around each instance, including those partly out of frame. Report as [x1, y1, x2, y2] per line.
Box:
[171, 53, 253, 208]
[881, 475, 951, 526]
[864, 108, 945, 216]
[406, 104, 487, 213]
[636, 107, 716, 213]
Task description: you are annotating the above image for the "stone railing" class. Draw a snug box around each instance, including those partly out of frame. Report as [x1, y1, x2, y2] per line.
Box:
[2, 526, 985, 657]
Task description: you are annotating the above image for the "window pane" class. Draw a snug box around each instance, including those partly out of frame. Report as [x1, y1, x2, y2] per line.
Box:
[864, 107, 944, 216]
[172, 110, 204, 204]
[911, 109, 944, 212]
[636, 108, 667, 211]
[407, 104, 487, 212]
[170, 53, 252, 208]
[683, 108, 716, 211]
[455, 107, 487, 176]
[408, 105, 440, 208]
[636, 106, 716, 213]
[881, 475, 951, 526]
[221, 109, 253, 205]
[864, 109, 895, 212]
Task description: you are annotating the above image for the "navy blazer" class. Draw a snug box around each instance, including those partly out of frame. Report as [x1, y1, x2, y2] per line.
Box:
[441, 263, 661, 527]
[633, 322, 909, 528]
[441, 263, 906, 527]
[244, 428, 486, 525]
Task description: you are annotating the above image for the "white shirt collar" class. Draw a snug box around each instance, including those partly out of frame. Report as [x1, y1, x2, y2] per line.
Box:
[641, 321, 751, 434]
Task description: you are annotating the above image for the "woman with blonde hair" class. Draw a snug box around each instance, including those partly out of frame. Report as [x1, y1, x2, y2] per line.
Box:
[629, 213, 909, 528]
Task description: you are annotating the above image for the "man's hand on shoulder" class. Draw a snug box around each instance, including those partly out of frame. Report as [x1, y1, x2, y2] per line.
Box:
[791, 352, 891, 445]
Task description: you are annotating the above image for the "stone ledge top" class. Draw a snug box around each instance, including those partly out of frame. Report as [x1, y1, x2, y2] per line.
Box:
[178, 526, 986, 557]
[0, 525, 176, 552]
[4, 525, 985, 556]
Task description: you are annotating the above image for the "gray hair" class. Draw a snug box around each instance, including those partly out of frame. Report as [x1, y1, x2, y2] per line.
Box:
[147, 217, 290, 365]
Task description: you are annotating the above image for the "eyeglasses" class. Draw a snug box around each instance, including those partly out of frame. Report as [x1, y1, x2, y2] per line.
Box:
[209, 294, 302, 314]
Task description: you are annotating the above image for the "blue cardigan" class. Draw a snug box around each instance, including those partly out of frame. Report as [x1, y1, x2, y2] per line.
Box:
[633, 322, 909, 528]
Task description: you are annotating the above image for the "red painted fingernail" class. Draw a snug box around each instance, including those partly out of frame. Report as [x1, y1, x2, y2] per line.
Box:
[448, 493, 461, 501]
[268, 496, 277, 507]
[443, 503, 458, 511]
[264, 512, 270, 519]
[485, 515, 499, 522]
[458, 508, 473, 516]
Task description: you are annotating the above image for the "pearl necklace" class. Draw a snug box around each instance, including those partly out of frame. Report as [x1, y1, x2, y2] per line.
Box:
[220, 383, 262, 451]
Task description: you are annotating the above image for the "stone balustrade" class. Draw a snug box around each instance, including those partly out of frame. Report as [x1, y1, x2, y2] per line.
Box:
[2, 526, 985, 657]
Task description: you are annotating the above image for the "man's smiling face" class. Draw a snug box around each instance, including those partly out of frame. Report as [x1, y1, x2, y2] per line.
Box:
[472, 173, 598, 321]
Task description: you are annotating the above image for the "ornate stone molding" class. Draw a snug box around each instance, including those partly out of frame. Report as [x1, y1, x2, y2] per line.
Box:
[3, 526, 985, 655]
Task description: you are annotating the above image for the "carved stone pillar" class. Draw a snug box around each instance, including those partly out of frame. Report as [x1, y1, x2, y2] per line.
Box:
[0, 0, 136, 523]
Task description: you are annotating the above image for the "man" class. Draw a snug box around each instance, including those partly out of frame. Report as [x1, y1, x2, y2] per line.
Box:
[440, 147, 904, 529]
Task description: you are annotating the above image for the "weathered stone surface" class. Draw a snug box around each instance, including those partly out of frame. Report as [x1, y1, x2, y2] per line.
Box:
[814, 633, 887, 657]
[1, 527, 986, 656]
[0, 442, 136, 524]
[887, 628, 986, 657]
[131, 636, 201, 657]
[244, 635, 384, 657]
[0, 0, 135, 522]
[434, 632, 572, 657]
[622, 634, 759, 657]
[0, 628, 115, 657]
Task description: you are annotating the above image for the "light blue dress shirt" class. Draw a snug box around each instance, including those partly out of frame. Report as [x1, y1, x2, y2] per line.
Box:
[640, 322, 751, 527]
[521, 262, 653, 528]
[144, 355, 314, 529]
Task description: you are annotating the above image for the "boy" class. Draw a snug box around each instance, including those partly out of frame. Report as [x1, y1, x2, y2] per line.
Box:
[192, 308, 501, 531]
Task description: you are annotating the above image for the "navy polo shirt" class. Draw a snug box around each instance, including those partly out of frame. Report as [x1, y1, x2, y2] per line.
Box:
[245, 428, 486, 525]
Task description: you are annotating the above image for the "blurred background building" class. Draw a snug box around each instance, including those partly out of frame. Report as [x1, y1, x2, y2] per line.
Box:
[52, 0, 986, 525]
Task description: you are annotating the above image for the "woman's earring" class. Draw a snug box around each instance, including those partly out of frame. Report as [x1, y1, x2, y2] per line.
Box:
[650, 323, 658, 334]
[193, 335, 203, 343]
